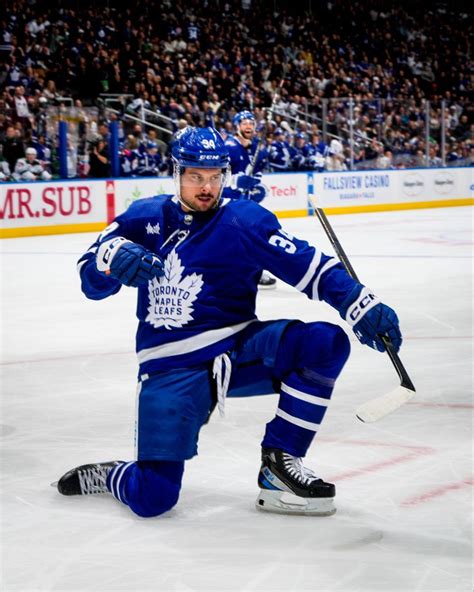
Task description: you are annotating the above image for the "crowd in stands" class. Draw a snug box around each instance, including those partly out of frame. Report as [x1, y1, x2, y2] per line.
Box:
[0, 0, 472, 181]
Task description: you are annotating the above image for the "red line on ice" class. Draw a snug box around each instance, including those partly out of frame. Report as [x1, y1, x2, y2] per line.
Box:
[400, 478, 474, 507]
[329, 450, 431, 481]
[321, 438, 434, 481]
[407, 402, 474, 409]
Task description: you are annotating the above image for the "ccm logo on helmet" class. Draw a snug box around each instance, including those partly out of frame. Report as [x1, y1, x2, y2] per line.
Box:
[199, 154, 220, 160]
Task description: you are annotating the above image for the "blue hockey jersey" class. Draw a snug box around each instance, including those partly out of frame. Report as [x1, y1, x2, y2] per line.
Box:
[78, 195, 358, 377]
[223, 136, 268, 200]
[224, 135, 267, 175]
[268, 140, 293, 171]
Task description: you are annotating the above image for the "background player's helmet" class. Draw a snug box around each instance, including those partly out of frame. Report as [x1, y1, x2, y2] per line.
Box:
[171, 126, 230, 208]
[233, 110, 255, 128]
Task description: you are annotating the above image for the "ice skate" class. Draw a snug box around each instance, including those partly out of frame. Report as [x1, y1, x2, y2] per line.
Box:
[56, 461, 123, 496]
[256, 448, 336, 516]
[258, 272, 277, 290]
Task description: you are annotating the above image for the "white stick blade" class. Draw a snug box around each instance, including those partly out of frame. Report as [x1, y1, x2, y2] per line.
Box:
[356, 386, 415, 423]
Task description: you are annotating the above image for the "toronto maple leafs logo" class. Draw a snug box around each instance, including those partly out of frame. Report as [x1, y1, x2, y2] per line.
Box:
[145, 250, 203, 329]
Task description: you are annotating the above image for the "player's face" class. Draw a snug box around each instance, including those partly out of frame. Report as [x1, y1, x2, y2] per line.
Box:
[180, 167, 223, 212]
[238, 119, 255, 140]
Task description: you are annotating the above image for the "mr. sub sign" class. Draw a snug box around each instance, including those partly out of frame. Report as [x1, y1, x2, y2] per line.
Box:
[0, 180, 108, 237]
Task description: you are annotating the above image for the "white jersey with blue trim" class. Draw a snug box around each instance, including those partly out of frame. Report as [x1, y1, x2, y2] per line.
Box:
[78, 195, 358, 375]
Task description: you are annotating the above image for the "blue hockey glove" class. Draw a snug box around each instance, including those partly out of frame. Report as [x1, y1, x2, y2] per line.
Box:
[247, 184, 267, 203]
[234, 172, 261, 192]
[96, 237, 164, 287]
[339, 286, 402, 352]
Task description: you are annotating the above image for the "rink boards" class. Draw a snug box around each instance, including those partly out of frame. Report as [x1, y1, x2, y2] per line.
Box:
[1, 167, 472, 238]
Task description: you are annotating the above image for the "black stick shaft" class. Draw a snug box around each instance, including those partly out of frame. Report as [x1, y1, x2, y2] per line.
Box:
[314, 207, 415, 392]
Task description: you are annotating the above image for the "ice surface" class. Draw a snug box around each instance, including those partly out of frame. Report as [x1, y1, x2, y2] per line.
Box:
[1, 206, 472, 591]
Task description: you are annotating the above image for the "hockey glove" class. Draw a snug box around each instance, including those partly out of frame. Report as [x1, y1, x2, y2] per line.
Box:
[247, 184, 267, 203]
[339, 286, 402, 353]
[96, 237, 164, 287]
[234, 172, 261, 192]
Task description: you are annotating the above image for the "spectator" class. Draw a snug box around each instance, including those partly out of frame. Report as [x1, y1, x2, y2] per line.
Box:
[0, 0, 470, 178]
[376, 150, 394, 169]
[13, 86, 31, 128]
[1, 125, 25, 173]
[88, 139, 110, 178]
[325, 139, 347, 171]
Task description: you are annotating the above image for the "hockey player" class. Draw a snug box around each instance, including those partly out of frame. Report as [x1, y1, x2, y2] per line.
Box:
[268, 128, 292, 172]
[224, 110, 268, 203]
[292, 132, 309, 171]
[135, 141, 167, 177]
[13, 147, 52, 181]
[307, 132, 327, 172]
[224, 110, 276, 289]
[56, 126, 402, 518]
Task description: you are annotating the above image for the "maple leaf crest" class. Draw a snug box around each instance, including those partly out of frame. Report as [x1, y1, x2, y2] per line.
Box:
[145, 250, 203, 330]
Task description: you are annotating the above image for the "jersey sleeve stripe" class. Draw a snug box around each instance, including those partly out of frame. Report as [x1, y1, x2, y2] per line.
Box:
[294, 250, 322, 292]
[311, 259, 340, 300]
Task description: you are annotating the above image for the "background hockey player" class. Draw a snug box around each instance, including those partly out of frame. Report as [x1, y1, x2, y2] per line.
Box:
[224, 110, 276, 289]
[268, 127, 292, 172]
[56, 126, 402, 519]
[134, 141, 168, 177]
[307, 131, 327, 172]
[292, 132, 309, 171]
[12, 146, 52, 181]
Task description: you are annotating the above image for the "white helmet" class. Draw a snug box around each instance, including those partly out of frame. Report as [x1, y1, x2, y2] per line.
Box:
[329, 139, 343, 155]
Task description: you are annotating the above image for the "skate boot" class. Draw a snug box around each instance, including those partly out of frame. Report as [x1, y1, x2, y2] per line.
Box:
[258, 271, 277, 290]
[256, 448, 336, 516]
[56, 461, 123, 495]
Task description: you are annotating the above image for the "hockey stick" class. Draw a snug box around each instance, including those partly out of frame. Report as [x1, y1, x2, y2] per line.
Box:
[247, 76, 286, 176]
[310, 201, 416, 422]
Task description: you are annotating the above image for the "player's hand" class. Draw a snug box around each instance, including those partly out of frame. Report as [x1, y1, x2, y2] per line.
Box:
[96, 237, 164, 287]
[247, 185, 267, 203]
[339, 286, 402, 352]
[235, 172, 261, 192]
[293, 154, 305, 167]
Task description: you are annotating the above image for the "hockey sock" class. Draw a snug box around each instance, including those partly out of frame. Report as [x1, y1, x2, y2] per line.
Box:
[108, 460, 185, 518]
[263, 322, 350, 457]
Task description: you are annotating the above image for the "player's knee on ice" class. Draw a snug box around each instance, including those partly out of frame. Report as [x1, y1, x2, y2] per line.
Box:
[276, 321, 350, 380]
[118, 461, 184, 518]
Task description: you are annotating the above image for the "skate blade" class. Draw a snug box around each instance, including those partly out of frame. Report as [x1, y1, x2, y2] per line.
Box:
[256, 489, 336, 516]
